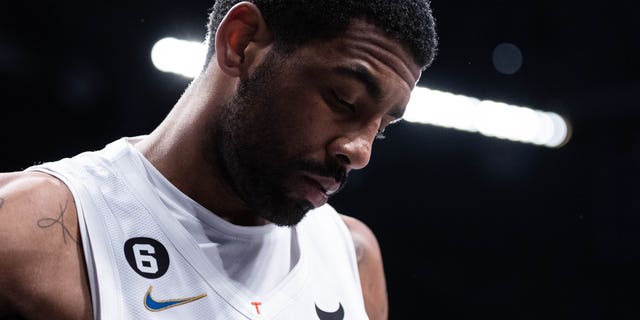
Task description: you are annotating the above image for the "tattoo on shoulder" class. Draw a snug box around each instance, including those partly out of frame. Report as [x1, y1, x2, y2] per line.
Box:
[0, 197, 4, 209]
[37, 200, 78, 245]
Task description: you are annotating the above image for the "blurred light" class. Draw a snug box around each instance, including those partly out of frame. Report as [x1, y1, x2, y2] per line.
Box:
[151, 37, 570, 148]
[492, 42, 523, 75]
[404, 87, 571, 148]
[151, 37, 207, 78]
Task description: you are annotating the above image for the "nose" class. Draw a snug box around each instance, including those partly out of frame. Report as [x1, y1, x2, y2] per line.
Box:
[328, 126, 377, 171]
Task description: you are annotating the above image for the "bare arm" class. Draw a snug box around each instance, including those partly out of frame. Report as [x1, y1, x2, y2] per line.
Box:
[0, 172, 92, 320]
[341, 214, 388, 320]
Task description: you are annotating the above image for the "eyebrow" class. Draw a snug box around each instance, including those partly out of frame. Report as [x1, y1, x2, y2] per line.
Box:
[333, 64, 407, 121]
[333, 65, 382, 101]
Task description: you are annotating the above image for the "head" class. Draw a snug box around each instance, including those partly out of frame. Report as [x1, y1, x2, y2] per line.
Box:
[205, 1, 438, 226]
[205, 0, 438, 71]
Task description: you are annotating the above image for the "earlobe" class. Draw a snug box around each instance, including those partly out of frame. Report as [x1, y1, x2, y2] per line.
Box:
[215, 2, 272, 77]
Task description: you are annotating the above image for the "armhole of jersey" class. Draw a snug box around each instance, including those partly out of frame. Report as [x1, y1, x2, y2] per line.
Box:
[309, 207, 368, 317]
[28, 167, 121, 320]
[331, 211, 369, 317]
[326, 209, 365, 292]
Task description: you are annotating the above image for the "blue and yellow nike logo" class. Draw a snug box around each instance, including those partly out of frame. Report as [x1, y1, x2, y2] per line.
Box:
[144, 285, 207, 312]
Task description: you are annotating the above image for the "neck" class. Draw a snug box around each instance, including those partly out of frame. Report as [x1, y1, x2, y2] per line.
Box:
[134, 65, 268, 226]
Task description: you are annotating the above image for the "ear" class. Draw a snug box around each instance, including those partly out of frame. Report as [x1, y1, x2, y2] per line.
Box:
[215, 2, 272, 77]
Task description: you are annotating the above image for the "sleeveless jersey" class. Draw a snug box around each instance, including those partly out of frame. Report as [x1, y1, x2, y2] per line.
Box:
[27, 137, 368, 320]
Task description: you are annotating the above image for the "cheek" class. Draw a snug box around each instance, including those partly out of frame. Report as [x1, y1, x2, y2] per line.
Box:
[272, 90, 334, 157]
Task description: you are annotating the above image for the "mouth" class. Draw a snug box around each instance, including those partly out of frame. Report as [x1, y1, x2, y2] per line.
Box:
[304, 173, 341, 195]
[299, 173, 342, 208]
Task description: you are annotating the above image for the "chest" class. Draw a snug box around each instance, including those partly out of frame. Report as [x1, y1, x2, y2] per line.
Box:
[39, 147, 367, 319]
[98, 226, 366, 319]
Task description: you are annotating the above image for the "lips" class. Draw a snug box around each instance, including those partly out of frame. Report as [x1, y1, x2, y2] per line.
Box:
[299, 173, 341, 208]
[304, 173, 341, 196]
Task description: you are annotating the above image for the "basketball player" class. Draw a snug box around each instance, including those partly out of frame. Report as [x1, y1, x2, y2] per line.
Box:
[0, 1, 437, 319]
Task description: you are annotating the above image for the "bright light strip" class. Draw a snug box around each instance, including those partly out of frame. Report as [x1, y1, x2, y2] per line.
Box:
[404, 87, 570, 147]
[151, 37, 207, 78]
[150, 37, 571, 148]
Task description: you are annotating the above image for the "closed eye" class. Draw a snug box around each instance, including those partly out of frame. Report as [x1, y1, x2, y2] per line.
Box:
[331, 90, 356, 113]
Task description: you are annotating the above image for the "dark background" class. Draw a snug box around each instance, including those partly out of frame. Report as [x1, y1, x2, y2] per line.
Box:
[1, 1, 639, 319]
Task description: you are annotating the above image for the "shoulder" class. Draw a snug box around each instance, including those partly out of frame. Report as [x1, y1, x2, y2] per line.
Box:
[339, 214, 380, 262]
[0, 171, 75, 290]
[0, 170, 72, 204]
[0, 171, 90, 318]
[339, 214, 388, 320]
[0, 171, 75, 237]
[0, 171, 75, 241]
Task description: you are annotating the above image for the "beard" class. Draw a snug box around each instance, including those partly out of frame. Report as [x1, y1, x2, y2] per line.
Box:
[213, 50, 347, 226]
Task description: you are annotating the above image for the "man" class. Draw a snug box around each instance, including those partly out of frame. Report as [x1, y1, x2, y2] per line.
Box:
[0, 0, 437, 319]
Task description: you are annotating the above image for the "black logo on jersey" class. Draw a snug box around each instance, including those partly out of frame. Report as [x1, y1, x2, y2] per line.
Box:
[124, 237, 170, 279]
[315, 302, 344, 320]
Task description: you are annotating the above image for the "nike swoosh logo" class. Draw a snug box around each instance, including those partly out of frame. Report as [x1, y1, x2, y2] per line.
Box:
[144, 285, 207, 312]
[315, 302, 344, 320]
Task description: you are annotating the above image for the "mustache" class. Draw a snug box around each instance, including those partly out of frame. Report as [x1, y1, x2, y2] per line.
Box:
[294, 157, 348, 188]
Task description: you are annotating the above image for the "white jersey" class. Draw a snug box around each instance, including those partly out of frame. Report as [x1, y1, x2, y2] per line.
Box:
[28, 137, 368, 320]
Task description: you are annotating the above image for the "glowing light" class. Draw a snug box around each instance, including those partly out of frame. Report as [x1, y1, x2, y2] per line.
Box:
[151, 37, 207, 78]
[150, 37, 571, 148]
[404, 87, 571, 148]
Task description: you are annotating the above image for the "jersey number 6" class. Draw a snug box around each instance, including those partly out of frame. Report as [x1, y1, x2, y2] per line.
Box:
[124, 237, 170, 279]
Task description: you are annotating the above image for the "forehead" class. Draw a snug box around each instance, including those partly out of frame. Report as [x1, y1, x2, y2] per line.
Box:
[292, 20, 422, 89]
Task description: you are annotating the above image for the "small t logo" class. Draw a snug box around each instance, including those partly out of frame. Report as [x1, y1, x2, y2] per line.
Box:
[251, 301, 262, 315]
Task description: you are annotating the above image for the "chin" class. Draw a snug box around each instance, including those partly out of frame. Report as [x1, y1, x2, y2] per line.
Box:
[260, 199, 314, 227]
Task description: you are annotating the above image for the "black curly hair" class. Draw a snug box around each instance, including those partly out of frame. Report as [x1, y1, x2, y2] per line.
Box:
[205, 0, 438, 70]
